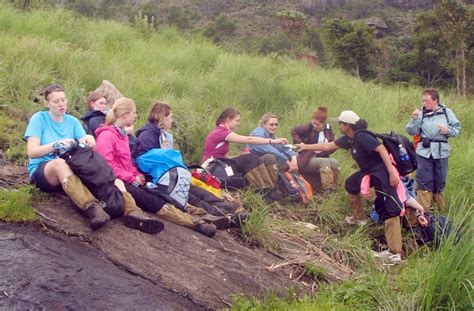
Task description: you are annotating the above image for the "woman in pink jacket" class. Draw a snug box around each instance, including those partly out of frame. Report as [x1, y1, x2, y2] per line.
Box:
[95, 98, 218, 237]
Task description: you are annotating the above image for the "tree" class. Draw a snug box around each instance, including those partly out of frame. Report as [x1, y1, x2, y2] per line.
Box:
[433, 0, 474, 96]
[412, 11, 453, 86]
[322, 18, 375, 79]
[204, 13, 236, 43]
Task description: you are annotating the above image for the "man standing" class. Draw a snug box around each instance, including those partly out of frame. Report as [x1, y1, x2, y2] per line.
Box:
[406, 88, 460, 211]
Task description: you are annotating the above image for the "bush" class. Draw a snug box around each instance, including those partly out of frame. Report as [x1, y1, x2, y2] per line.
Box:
[0, 186, 36, 222]
[204, 13, 236, 42]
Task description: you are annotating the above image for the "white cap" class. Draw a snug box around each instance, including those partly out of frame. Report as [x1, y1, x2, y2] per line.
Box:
[338, 110, 360, 125]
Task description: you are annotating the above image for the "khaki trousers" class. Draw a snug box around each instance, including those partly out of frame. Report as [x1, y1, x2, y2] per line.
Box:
[157, 204, 194, 228]
[385, 216, 402, 254]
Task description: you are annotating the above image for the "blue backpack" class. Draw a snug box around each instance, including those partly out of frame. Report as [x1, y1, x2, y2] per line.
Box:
[136, 149, 191, 211]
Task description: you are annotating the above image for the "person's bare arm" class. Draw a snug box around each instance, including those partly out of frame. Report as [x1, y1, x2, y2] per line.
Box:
[26, 136, 74, 158]
[296, 141, 339, 153]
[226, 132, 287, 145]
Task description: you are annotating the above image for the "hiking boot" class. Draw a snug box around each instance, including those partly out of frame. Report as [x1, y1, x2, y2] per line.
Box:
[85, 201, 110, 231]
[372, 250, 402, 264]
[194, 222, 217, 237]
[200, 214, 230, 230]
[124, 210, 165, 234]
[345, 215, 367, 226]
[230, 212, 249, 228]
[262, 188, 283, 203]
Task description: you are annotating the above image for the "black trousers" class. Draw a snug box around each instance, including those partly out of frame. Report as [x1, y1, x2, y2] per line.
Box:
[345, 170, 403, 222]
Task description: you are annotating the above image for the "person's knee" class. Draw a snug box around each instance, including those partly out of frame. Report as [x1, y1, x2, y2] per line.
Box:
[345, 178, 360, 194]
[329, 158, 339, 169]
[45, 158, 72, 181]
[260, 154, 278, 165]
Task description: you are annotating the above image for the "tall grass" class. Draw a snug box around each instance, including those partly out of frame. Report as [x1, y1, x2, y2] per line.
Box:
[0, 4, 473, 309]
[0, 186, 36, 222]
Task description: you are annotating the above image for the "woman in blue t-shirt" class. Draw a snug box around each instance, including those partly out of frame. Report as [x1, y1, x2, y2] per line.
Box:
[297, 110, 403, 264]
[24, 84, 164, 234]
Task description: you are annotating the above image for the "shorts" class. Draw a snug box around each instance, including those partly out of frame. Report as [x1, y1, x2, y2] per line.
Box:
[30, 161, 62, 193]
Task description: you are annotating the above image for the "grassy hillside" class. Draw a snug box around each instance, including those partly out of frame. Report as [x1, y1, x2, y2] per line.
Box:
[0, 4, 472, 309]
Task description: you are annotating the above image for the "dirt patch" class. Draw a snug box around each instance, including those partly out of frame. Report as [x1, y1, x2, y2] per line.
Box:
[0, 161, 29, 188]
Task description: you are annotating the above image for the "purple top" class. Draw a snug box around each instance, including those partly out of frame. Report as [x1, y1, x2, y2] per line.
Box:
[202, 125, 232, 162]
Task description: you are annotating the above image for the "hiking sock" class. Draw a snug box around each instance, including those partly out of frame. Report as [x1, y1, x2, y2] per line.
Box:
[433, 192, 445, 210]
[385, 216, 403, 254]
[347, 193, 365, 220]
[416, 190, 433, 212]
[61, 174, 97, 210]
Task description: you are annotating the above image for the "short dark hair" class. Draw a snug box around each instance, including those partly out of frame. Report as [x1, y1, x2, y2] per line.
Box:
[44, 84, 64, 100]
[423, 88, 439, 102]
[349, 119, 368, 131]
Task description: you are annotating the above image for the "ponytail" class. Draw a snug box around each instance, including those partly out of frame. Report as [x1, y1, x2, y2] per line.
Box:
[216, 107, 240, 126]
[105, 97, 135, 125]
[350, 119, 368, 131]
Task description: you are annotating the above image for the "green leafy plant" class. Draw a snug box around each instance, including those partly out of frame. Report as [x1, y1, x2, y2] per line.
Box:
[134, 10, 155, 39]
[0, 186, 36, 222]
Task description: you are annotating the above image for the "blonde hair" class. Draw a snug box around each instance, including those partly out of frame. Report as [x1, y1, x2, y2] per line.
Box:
[105, 97, 135, 125]
[259, 112, 277, 126]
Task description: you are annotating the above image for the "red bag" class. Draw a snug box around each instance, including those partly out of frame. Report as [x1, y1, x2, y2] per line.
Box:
[191, 170, 221, 189]
[413, 133, 421, 150]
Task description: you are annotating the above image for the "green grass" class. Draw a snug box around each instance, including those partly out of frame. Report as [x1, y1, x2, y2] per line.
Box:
[0, 4, 473, 309]
[0, 186, 36, 222]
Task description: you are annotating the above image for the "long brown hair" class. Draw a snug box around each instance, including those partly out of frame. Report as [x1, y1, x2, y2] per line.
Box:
[105, 97, 135, 125]
[147, 101, 172, 127]
[216, 107, 240, 126]
[86, 90, 106, 109]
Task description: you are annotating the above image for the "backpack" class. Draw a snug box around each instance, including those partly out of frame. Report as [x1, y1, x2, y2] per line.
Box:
[207, 158, 247, 190]
[58, 143, 124, 218]
[413, 106, 451, 149]
[136, 148, 191, 211]
[276, 171, 313, 205]
[414, 214, 453, 248]
[188, 165, 222, 198]
[357, 130, 417, 176]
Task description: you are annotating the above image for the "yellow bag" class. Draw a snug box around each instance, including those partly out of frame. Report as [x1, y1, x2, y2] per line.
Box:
[191, 177, 222, 198]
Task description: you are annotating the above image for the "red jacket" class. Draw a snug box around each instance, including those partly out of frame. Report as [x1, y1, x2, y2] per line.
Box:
[95, 125, 142, 184]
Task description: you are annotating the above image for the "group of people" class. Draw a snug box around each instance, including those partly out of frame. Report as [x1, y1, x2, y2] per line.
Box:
[25, 84, 460, 263]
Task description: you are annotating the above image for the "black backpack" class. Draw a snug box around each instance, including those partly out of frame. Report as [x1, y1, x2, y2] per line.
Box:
[207, 158, 247, 190]
[357, 130, 417, 175]
[59, 144, 124, 218]
[414, 215, 453, 248]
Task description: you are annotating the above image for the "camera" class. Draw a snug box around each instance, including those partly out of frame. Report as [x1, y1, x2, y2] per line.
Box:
[422, 137, 430, 148]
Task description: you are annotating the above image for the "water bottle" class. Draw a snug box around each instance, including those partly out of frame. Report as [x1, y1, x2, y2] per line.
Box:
[398, 144, 409, 162]
[323, 123, 331, 136]
[283, 144, 298, 150]
[146, 182, 157, 189]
